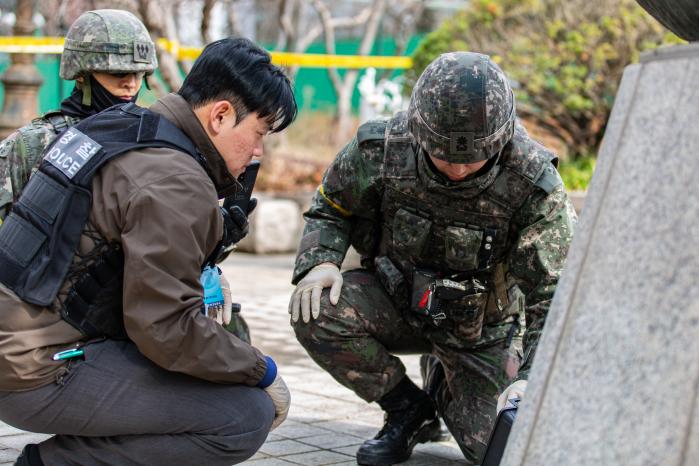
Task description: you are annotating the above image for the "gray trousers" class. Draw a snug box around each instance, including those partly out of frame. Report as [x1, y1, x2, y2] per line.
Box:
[0, 340, 274, 466]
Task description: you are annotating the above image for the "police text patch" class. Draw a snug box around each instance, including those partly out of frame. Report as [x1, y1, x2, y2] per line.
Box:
[44, 128, 102, 179]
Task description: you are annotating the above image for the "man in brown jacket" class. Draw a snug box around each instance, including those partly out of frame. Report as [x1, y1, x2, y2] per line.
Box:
[0, 38, 297, 466]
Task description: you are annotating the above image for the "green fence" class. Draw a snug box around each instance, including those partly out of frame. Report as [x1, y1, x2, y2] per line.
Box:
[0, 35, 423, 116]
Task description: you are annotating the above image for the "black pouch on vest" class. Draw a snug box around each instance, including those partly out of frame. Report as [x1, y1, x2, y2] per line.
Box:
[481, 398, 519, 466]
[374, 255, 408, 310]
[410, 268, 439, 315]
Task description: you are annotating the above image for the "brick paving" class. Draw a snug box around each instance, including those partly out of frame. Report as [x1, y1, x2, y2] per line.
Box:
[0, 253, 464, 465]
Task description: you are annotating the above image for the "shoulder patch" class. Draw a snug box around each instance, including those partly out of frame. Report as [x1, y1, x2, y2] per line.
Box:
[534, 162, 563, 194]
[357, 119, 388, 146]
[44, 128, 102, 179]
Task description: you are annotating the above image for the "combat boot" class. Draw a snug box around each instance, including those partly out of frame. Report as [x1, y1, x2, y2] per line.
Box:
[356, 377, 442, 465]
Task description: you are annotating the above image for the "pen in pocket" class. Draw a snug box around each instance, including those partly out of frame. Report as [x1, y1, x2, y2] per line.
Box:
[52, 348, 84, 361]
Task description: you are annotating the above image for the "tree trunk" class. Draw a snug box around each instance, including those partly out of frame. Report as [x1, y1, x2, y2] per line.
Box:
[138, 0, 183, 92]
[335, 81, 354, 145]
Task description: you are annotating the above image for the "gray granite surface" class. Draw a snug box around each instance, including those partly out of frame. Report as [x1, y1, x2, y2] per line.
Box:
[502, 43, 699, 466]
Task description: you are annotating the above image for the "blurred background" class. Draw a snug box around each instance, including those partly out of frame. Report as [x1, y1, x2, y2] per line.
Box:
[0, 0, 683, 194]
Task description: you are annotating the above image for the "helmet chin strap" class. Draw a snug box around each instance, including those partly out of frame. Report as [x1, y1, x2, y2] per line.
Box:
[80, 78, 92, 106]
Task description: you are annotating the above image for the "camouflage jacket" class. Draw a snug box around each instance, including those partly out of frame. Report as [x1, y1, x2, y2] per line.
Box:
[293, 116, 577, 379]
[0, 112, 79, 222]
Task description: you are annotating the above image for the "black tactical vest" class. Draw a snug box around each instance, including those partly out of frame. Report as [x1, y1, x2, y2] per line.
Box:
[0, 103, 202, 338]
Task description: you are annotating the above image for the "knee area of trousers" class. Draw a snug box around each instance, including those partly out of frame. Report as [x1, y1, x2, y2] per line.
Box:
[221, 386, 274, 434]
[290, 291, 334, 335]
[238, 394, 274, 461]
[247, 388, 275, 434]
[214, 389, 274, 459]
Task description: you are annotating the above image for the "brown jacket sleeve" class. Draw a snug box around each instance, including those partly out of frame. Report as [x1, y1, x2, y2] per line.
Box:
[96, 149, 266, 385]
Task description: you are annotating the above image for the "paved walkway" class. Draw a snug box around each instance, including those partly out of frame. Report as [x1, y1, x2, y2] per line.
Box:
[0, 253, 465, 465]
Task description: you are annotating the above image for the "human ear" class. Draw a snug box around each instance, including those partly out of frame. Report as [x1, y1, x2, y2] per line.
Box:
[209, 100, 236, 134]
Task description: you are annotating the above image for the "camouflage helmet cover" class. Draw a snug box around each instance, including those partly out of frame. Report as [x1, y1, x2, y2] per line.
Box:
[60, 9, 158, 80]
[408, 52, 516, 164]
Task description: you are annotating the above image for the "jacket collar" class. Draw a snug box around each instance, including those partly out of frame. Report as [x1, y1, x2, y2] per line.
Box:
[150, 93, 240, 198]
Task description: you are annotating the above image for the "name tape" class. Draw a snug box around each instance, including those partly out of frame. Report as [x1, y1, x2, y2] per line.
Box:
[44, 128, 101, 179]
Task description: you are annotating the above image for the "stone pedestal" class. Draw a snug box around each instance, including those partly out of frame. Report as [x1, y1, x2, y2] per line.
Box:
[502, 42, 699, 465]
[236, 196, 302, 254]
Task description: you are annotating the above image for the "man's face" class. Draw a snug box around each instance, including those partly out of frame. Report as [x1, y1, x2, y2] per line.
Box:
[429, 155, 487, 181]
[211, 111, 268, 178]
[91, 72, 145, 100]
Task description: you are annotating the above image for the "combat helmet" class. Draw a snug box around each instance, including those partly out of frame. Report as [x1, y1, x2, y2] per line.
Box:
[60, 9, 157, 80]
[408, 52, 515, 164]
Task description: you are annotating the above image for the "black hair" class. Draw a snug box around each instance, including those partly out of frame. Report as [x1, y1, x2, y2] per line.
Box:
[179, 37, 297, 133]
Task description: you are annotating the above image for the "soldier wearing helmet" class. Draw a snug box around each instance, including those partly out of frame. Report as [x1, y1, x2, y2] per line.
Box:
[289, 52, 577, 465]
[0, 9, 157, 223]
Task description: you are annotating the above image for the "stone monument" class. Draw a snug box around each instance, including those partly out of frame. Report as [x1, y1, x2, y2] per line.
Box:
[501, 3, 699, 465]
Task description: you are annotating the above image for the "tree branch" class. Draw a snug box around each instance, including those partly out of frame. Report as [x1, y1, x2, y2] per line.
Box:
[201, 0, 216, 45]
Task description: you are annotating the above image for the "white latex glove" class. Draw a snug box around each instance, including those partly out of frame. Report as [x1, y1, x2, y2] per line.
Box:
[289, 262, 343, 323]
[206, 272, 232, 326]
[497, 379, 527, 414]
[220, 272, 232, 326]
[264, 374, 290, 430]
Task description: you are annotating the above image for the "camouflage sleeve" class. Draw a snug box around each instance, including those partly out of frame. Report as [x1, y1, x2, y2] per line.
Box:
[0, 121, 57, 223]
[507, 182, 577, 380]
[292, 136, 384, 284]
[0, 131, 22, 223]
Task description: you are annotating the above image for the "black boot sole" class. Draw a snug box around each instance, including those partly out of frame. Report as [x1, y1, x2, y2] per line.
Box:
[356, 418, 443, 466]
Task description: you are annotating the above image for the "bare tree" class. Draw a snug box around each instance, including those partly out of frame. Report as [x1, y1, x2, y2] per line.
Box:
[138, 0, 184, 91]
[223, 0, 239, 36]
[378, 0, 425, 81]
[201, 0, 216, 44]
[311, 0, 386, 144]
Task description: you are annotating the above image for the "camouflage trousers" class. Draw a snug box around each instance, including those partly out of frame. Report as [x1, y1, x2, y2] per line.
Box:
[292, 269, 522, 465]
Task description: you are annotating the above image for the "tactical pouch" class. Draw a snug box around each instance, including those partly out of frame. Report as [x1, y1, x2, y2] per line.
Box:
[374, 255, 408, 310]
[484, 263, 521, 325]
[410, 268, 439, 315]
[61, 245, 126, 339]
[412, 271, 489, 345]
[444, 225, 482, 271]
[442, 283, 488, 345]
[392, 208, 431, 259]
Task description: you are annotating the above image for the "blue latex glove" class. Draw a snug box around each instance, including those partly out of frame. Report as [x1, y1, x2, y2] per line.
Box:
[201, 266, 225, 323]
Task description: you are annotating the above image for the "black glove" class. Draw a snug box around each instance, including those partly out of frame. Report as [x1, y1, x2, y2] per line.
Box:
[223, 205, 249, 245]
[214, 198, 257, 264]
[223, 198, 257, 244]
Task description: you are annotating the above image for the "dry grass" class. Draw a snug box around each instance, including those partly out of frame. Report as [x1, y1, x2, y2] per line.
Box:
[258, 111, 359, 192]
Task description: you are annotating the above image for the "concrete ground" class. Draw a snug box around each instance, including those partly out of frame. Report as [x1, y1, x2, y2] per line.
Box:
[0, 253, 465, 466]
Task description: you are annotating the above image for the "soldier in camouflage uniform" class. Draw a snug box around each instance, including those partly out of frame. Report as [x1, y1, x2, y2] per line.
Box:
[0, 9, 157, 223]
[289, 52, 577, 465]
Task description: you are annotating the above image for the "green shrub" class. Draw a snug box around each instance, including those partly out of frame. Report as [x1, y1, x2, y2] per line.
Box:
[559, 156, 596, 191]
[407, 0, 682, 160]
